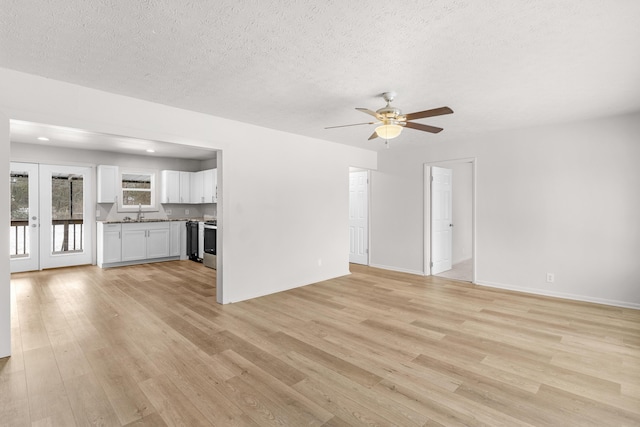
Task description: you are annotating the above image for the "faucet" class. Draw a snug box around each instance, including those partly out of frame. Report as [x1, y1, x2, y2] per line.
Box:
[136, 204, 144, 221]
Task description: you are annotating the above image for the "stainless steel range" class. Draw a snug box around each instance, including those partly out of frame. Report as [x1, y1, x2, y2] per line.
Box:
[185, 220, 217, 269]
[202, 220, 217, 269]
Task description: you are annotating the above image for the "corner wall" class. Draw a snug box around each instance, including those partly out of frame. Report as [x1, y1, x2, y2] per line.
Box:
[371, 112, 640, 308]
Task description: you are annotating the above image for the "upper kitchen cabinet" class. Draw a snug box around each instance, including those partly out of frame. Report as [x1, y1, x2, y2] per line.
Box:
[191, 170, 204, 203]
[161, 170, 191, 203]
[203, 168, 218, 204]
[179, 171, 191, 203]
[192, 168, 217, 204]
[97, 165, 119, 203]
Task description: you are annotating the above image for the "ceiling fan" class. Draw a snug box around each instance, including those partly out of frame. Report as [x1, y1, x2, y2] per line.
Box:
[326, 92, 453, 141]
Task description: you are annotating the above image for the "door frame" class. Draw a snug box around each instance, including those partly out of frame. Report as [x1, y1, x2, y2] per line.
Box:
[423, 158, 477, 281]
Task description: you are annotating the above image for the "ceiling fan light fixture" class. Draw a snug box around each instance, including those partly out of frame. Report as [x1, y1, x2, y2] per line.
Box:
[375, 124, 403, 140]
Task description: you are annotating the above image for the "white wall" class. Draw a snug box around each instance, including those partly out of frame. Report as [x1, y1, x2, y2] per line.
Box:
[0, 114, 10, 357]
[0, 68, 377, 356]
[371, 112, 640, 308]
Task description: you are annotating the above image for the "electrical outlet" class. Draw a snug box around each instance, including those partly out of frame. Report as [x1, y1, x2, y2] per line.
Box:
[318, 258, 322, 266]
[165, 209, 172, 215]
[185, 209, 190, 215]
[546, 273, 555, 283]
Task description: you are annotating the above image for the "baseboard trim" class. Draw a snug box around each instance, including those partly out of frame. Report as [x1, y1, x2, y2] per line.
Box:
[475, 280, 640, 310]
[368, 263, 425, 276]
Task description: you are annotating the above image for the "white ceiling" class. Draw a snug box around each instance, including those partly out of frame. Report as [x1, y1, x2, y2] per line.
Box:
[2, 0, 640, 154]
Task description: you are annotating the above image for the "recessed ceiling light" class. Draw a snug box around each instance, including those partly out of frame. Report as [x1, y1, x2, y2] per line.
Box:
[146, 149, 155, 153]
[37, 137, 50, 141]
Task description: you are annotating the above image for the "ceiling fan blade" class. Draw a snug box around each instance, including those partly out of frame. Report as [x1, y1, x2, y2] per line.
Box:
[368, 131, 379, 140]
[404, 121, 443, 134]
[356, 108, 383, 120]
[325, 122, 376, 129]
[404, 106, 453, 121]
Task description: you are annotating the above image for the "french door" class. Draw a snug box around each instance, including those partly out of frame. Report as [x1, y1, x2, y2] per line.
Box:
[10, 163, 93, 272]
[10, 163, 39, 272]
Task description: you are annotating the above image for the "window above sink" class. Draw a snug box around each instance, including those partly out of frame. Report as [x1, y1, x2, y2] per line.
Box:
[118, 169, 158, 212]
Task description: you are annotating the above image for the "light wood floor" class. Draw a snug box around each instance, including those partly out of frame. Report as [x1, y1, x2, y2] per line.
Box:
[2, 261, 639, 426]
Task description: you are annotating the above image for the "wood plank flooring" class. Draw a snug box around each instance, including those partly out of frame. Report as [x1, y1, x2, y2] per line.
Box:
[1, 261, 639, 426]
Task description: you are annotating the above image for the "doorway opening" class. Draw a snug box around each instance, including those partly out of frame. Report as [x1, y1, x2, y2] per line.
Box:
[9, 120, 223, 302]
[424, 159, 475, 282]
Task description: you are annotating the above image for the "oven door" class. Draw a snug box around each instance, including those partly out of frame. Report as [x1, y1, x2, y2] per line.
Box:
[203, 224, 217, 269]
[203, 225, 216, 255]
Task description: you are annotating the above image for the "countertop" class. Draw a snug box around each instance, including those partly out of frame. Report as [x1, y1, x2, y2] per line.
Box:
[98, 218, 205, 224]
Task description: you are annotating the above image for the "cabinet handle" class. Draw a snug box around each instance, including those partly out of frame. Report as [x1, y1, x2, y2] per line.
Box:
[119, 231, 121, 239]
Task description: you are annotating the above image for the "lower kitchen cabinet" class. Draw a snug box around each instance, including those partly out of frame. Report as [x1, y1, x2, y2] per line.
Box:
[97, 223, 122, 266]
[122, 222, 170, 261]
[169, 221, 184, 257]
[98, 221, 183, 268]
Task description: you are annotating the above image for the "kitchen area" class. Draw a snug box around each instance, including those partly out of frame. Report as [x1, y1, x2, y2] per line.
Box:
[10, 121, 220, 277]
[96, 164, 219, 270]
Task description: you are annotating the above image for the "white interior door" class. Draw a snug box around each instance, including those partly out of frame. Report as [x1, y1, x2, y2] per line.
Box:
[39, 164, 93, 269]
[431, 166, 453, 274]
[349, 170, 368, 265]
[10, 162, 40, 273]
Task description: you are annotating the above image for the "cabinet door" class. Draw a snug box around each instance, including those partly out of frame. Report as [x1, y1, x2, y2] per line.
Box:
[147, 227, 171, 259]
[161, 170, 180, 203]
[103, 229, 122, 263]
[179, 171, 191, 203]
[203, 169, 217, 203]
[97, 165, 119, 203]
[98, 223, 121, 266]
[191, 171, 204, 204]
[121, 227, 147, 261]
[169, 222, 182, 257]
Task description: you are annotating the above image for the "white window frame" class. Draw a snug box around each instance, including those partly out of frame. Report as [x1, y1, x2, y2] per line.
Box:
[117, 169, 158, 212]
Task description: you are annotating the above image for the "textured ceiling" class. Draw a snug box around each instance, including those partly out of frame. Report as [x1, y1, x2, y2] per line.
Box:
[2, 0, 640, 153]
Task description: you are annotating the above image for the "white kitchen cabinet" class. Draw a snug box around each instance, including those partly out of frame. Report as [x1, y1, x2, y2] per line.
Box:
[97, 165, 119, 203]
[161, 170, 192, 203]
[98, 221, 181, 268]
[203, 168, 217, 203]
[162, 169, 214, 204]
[191, 170, 204, 203]
[97, 222, 122, 266]
[121, 226, 147, 261]
[179, 171, 191, 203]
[191, 169, 216, 204]
[160, 170, 179, 203]
[147, 226, 171, 258]
[121, 222, 171, 261]
[170, 221, 184, 257]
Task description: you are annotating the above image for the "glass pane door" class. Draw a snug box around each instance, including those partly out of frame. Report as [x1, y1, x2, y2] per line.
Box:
[10, 162, 39, 273]
[39, 165, 93, 269]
